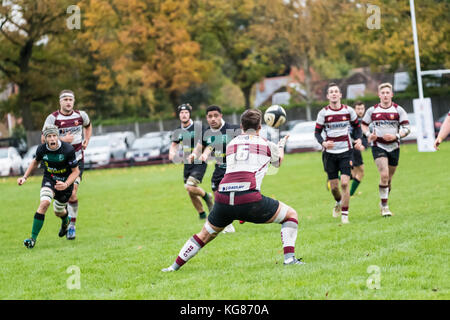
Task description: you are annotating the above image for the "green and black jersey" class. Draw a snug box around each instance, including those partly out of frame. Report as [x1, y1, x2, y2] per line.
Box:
[171, 120, 206, 163]
[35, 141, 78, 182]
[202, 122, 240, 169]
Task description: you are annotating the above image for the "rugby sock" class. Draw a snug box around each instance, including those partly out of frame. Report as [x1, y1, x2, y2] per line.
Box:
[281, 218, 298, 262]
[199, 211, 206, 219]
[170, 235, 205, 270]
[61, 212, 69, 227]
[67, 200, 78, 227]
[31, 212, 45, 240]
[350, 178, 361, 196]
[342, 206, 349, 216]
[379, 184, 389, 207]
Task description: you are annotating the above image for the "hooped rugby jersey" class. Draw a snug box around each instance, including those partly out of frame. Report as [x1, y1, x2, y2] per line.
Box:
[217, 134, 280, 194]
[315, 105, 360, 154]
[362, 103, 409, 152]
[43, 110, 90, 161]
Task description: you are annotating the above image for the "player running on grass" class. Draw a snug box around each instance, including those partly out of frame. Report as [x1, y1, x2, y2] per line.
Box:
[169, 103, 214, 220]
[315, 83, 363, 224]
[162, 109, 303, 272]
[434, 110, 450, 150]
[19, 125, 80, 249]
[349, 101, 369, 197]
[42, 89, 92, 240]
[361, 83, 410, 217]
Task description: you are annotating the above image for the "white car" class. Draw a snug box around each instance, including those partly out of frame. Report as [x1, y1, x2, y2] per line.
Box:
[21, 145, 39, 173]
[84, 135, 127, 168]
[106, 131, 136, 149]
[284, 121, 322, 153]
[0, 147, 23, 176]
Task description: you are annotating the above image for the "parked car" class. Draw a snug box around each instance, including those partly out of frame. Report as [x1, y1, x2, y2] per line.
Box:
[402, 113, 418, 142]
[126, 133, 171, 164]
[434, 113, 447, 137]
[106, 131, 136, 149]
[21, 145, 39, 173]
[281, 120, 305, 137]
[0, 147, 23, 176]
[284, 121, 322, 153]
[84, 135, 127, 168]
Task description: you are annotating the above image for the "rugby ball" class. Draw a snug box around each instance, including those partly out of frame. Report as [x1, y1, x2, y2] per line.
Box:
[264, 105, 287, 128]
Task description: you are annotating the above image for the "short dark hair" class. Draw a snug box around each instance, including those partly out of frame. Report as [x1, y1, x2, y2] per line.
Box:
[206, 105, 222, 115]
[59, 89, 74, 96]
[327, 82, 340, 93]
[240, 109, 262, 131]
[354, 100, 365, 107]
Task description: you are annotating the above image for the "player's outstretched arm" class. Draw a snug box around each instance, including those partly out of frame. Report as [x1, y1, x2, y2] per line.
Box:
[434, 114, 450, 150]
[18, 159, 39, 185]
[168, 142, 179, 162]
[82, 124, 92, 150]
[199, 145, 213, 162]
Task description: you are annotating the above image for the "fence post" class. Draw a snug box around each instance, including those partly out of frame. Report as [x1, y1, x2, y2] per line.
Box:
[134, 122, 140, 138]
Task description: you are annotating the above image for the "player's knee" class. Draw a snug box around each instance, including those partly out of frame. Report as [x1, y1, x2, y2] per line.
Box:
[69, 193, 78, 202]
[340, 180, 349, 189]
[285, 207, 298, 221]
[38, 200, 51, 212]
[53, 200, 67, 217]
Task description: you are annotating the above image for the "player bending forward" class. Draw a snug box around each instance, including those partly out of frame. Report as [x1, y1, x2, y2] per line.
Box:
[162, 109, 304, 272]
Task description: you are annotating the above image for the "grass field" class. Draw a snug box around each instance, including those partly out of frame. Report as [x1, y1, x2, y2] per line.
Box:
[0, 143, 449, 300]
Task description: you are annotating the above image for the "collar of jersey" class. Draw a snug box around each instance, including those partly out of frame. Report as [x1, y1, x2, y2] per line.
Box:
[181, 119, 193, 130]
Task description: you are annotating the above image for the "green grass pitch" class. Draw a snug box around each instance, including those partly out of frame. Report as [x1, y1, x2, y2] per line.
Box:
[0, 143, 449, 299]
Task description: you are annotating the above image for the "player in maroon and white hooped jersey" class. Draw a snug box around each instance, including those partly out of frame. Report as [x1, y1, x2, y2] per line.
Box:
[315, 83, 363, 224]
[162, 109, 304, 272]
[42, 89, 92, 239]
[361, 83, 410, 217]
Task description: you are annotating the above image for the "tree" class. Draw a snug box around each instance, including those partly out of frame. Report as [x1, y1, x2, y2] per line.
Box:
[0, 0, 74, 130]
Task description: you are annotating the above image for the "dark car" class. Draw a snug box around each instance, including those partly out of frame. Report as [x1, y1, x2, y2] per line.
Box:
[434, 114, 447, 137]
[126, 132, 170, 165]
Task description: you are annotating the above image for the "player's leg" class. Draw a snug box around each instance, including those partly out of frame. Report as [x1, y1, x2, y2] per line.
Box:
[212, 168, 235, 233]
[387, 148, 399, 194]
[324, 152, 341, 217]
[162, 203, 227, 272]
[24, 187, 53, 249]
[338, 152, 352, 223]
[374, 156, 391, 216]
[66, 180, 79, 239]
[329, 178, 341, 217]
[185, 178, 208, 219]
[265, 201, 304, 265]
[350, 165, 364, 196]
[54, 188, 72, 237]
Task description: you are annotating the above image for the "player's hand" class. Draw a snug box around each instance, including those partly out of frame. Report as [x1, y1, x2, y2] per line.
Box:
[278, 135, 289, 148]
[17, 177, 27, 185]
[82, 139, 89, 150]
[434, 137, 442, 150]
[198, 153, 208, 162]
[187, 153, 196, 164]
[322, 141, 334, 150]
[61, 133, 74, 143]
[368, 133, 377, 143]
[55, 181, 68, 191]
[354, 139, 365, 151]
[383, 133, 397, 142]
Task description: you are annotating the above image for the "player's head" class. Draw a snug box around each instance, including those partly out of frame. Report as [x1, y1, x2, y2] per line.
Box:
[326, 83, 342, 104]
[240, 109, 262, 133]
[59, 89, 75, 114]
[43, 124, 60, 150]
[206, 105, 223, 130]
[378, 82, 394, 105]
[177, 103, 192, 124]
[354, 101, 365, 117]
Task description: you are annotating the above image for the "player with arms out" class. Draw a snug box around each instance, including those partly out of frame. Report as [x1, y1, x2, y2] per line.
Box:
[361, 83, 410, 217]
[162, 109, 303, 272]
[315, 83, 363, 224]
[169, 103, 214, 220]
[43, 89, 91, 240]
[190, 105, 240, 233]
[19, 125, 80, 249]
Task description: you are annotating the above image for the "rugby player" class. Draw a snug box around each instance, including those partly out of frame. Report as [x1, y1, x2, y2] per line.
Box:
[191, 105, 240, 233]
[315, 83, 363, 224]
[19, 125, 80, 249]
[162, 109, 303, 272]
[169, 103, 213, 219]
[361, 83, 410, 217]
[434, 110, 450, 150]
[42, 89, 91, 240]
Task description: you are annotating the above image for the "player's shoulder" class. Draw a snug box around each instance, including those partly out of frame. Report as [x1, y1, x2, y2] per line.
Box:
[36, 143, 46, 153]
[61, 141, 75, 153]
